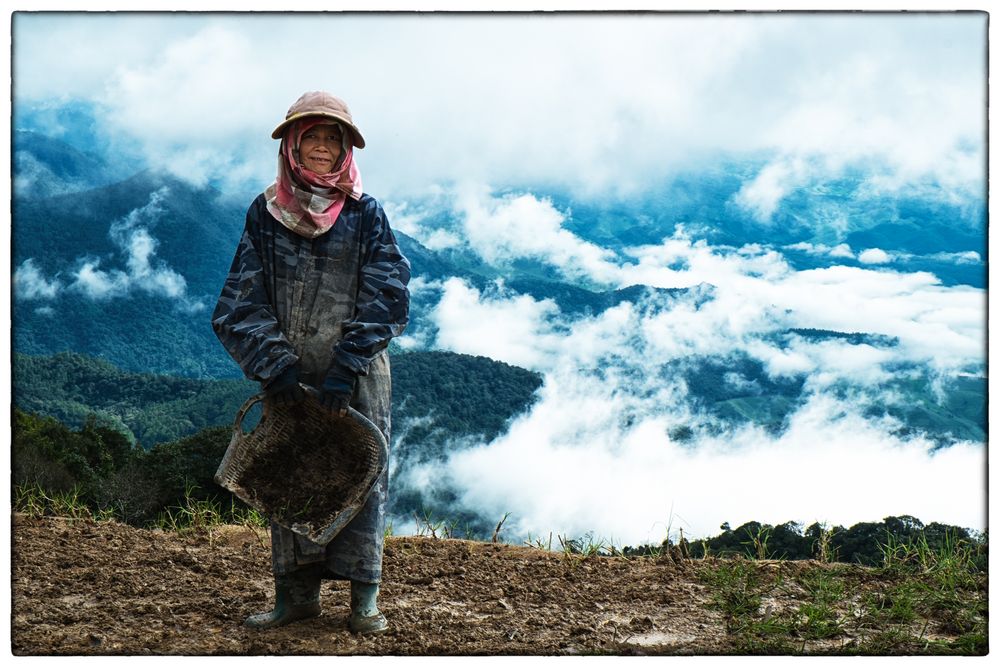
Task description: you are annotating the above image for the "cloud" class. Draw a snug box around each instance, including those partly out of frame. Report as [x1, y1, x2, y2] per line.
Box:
[612, 235, 984, 369]
[69, 188, 194, 304]
[430, 278, 566, 370]
[927, 251, 983, 265]
[826, 244, 854, 259]
[785, 242, 856, 259]
[14, 259, 61, 300]
[858, 248, 892, 265]
[19, 187, 205, 312]
[388, 200, 985, 542]
[380, 201, 431, 240]
[124, 228, 187, 298]
[71, 260, 131, 299]
[12, 13, 987, 201]
[453, 188, 620, 284]
[732, 156, 811, 222]
[424, 225, 984, 374]
[404, 373, 985, 545]
[786, 243, 984, 272]
[754, 339, 895, 388]
[399, 229, 985, 542]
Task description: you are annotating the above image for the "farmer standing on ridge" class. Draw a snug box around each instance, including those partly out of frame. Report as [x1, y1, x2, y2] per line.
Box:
[212, 91, 410, 634]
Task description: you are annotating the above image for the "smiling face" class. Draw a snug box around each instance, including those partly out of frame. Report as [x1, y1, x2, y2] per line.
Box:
[298, 123, 344, 175]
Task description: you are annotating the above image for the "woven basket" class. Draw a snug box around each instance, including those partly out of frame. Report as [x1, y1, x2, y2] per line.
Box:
[214, 387, 388, 545]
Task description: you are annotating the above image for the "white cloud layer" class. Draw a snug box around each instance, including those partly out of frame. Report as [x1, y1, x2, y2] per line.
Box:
[858, 248, 892, 265]
[785, 242, 856, 259]
[420, 393, 984, 545]
[12, 13, 987, 200]
[431, 278, 566, 370]
[406, 222, 985, 542]
[733, 156, 811, 222]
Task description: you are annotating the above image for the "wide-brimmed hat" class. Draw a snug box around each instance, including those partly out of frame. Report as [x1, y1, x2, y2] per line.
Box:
[271, 91, 366, 148]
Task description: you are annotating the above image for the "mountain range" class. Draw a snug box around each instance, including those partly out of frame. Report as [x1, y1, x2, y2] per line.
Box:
[11, 103, 987, 528]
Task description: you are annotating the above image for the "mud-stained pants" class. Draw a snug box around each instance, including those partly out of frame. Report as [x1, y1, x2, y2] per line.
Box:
[269, 355, 392, 584]
[270, 467, 388, 583]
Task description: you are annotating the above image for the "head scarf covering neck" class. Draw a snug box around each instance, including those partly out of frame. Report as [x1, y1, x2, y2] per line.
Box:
[265, 117, 363, 238]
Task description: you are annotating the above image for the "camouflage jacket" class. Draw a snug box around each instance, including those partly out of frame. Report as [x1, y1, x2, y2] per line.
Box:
[211, 192, 410, 395]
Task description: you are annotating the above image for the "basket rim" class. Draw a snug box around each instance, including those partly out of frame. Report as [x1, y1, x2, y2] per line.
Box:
[214, 391, 389, 544]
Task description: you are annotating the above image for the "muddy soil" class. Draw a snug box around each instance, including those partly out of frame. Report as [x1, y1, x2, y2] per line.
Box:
[6, 514, 972, 656]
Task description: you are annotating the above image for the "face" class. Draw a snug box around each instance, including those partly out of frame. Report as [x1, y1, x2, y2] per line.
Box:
[298, 123, 343, 174]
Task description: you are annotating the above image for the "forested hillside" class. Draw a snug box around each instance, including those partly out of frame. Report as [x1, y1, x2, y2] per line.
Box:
[13, 350, 542, 449]
[12, 348, 542, 526]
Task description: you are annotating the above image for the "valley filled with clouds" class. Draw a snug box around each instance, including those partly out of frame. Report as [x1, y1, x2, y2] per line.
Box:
[11, 12, 987, 544]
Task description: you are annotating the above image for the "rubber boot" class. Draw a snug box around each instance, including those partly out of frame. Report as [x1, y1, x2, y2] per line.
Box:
[349, 581, 389, 635]
[244, 571, 322, 630]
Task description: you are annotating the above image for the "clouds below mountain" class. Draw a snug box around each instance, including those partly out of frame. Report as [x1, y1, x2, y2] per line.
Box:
[13, 259, 60, 300]
[432, 278, 567, 370]
[12, 11, 986, 543]
[14, 188, 204, 312]
[421, 392, 984, 546]
[396, 220, 985, 542]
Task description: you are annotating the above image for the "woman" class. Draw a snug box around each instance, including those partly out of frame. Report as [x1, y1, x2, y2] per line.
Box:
[212, 91, 410, 634]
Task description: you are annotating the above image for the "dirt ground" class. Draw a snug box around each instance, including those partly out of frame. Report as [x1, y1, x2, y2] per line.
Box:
[7, 513, 978, 656]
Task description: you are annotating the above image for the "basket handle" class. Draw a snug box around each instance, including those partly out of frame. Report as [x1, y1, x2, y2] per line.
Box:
[233, 393, 267, 438]
[232, 383, 322, 437]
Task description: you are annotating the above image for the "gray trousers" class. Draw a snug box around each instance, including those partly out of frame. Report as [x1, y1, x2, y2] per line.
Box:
[270, 465, 389, 583]
[270, 361, 392, 584]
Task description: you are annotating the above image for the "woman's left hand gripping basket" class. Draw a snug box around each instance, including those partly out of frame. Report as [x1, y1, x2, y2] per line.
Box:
[214, 385, 388, 545]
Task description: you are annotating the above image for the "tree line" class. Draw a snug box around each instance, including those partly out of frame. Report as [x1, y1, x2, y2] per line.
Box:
[13, 406, 984, 568]
[622, 517, 985, 569]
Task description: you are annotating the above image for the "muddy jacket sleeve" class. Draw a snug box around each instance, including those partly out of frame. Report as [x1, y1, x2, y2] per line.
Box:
[332, 201, 411, 376]
[211, 220, 298, 385]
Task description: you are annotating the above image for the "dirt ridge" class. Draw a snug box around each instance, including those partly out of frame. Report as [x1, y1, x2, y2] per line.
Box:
[10, 514, 982, 655]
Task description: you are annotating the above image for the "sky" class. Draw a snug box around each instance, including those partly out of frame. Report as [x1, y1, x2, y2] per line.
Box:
[12, 12, 986, 201]
[8, 10, 991, 543]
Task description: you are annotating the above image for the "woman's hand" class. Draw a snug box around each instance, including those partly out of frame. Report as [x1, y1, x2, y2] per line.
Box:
[320, 364, 357, 417]
[263, 364, 306, 407]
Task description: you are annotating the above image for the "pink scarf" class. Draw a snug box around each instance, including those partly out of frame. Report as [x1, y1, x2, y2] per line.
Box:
[265, 118, 363, 238]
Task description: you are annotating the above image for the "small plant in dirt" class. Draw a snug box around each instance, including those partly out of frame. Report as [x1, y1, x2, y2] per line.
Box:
[409, 510, 480, 540]
[14, 483, 95, 521]
[228, 499, 268, 529]
[13, 484, 49, 518]
[813, 523, 838, 563]
[559, 533, 607, 558]
[698, 558, 783, 633]
[792, 569, 845, 640]
[743, 524, 772, 560]
[524, 532, 554, 551]
[412, 509, 446, 538]
[93, 507, 118, 522]
[50, 487, 91, 519]
[492, 512, 511, 543]
[153, 484, 225, 534]
[554, 532, 613, 572]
